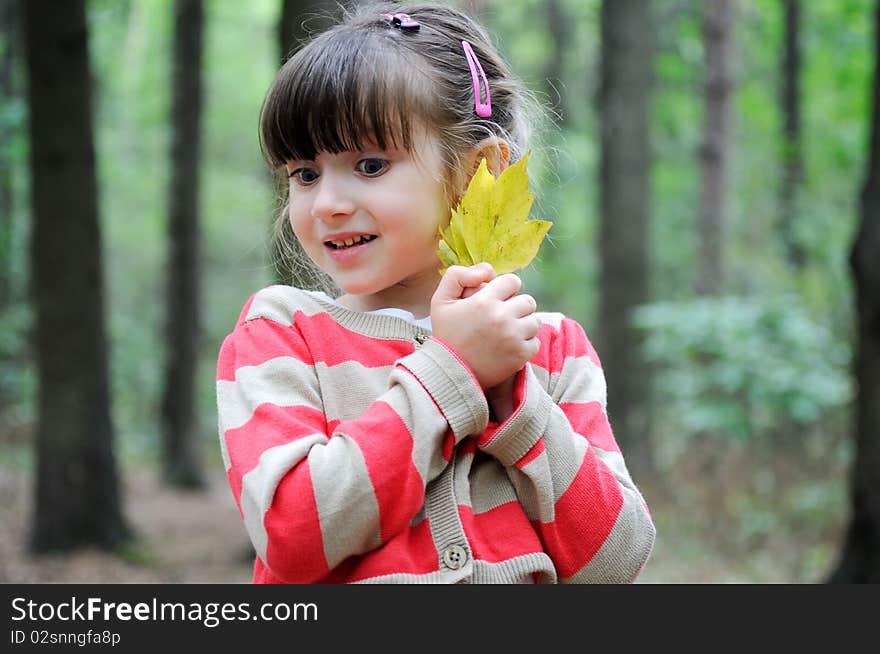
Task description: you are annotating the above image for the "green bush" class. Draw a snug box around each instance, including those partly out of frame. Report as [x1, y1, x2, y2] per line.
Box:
[632, 295, 852, 454]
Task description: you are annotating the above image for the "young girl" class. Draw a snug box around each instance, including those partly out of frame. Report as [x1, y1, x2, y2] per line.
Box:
[216, 1, 655, 584]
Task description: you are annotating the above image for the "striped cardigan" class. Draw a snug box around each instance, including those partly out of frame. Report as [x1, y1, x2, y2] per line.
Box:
[216, 285, 655, 583]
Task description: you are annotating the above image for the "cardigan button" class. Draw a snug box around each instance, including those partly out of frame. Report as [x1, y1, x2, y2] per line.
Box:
[442, 544, 468, 570]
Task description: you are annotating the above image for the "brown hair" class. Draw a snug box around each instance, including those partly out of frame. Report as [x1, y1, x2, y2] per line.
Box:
[260, 1, 541, 290]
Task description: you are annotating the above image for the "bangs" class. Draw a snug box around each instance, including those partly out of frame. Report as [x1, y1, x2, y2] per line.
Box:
[260, 29, 430, 167]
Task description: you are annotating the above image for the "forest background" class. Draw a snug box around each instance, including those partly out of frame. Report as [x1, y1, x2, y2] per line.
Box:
[1, 0, 876, 583]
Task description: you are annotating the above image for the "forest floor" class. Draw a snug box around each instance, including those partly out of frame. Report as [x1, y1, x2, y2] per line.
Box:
[0, 442, 847, 584]
[0, 463, 253, 584]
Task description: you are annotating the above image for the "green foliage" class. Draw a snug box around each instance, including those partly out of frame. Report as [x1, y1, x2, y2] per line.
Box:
[633, 295, 852, 458]
[0, 303, 34, 441]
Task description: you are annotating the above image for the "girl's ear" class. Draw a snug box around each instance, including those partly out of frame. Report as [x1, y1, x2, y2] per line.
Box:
[464, 137, 510, 179]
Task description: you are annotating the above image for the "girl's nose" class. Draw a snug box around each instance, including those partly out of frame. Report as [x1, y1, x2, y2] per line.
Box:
[310, 173, 356, 221]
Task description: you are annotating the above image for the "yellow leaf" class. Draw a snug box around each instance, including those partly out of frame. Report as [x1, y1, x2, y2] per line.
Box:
[437, 151, 552, 275]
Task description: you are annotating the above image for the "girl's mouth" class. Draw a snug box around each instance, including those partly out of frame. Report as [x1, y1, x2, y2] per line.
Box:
[324, 234, 378, 250]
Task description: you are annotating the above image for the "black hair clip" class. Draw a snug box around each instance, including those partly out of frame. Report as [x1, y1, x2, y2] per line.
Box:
[382, 12, 420, 32]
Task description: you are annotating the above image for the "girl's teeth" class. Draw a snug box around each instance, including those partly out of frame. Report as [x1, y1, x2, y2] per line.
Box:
[329, 235, 374, 248]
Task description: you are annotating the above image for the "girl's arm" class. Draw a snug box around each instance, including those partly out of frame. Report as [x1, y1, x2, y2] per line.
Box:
[475, 315, 656, 583]
[216, 311, 488, 584]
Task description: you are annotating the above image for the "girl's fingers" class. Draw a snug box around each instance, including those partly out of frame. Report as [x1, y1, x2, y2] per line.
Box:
[461, 281, 489, 299]
[508, 293, 537, 318]
[476, 273, 521, 301]
[524, 335, 541, 358]
[519, 315, 542, 340]
[436, 264, 495, 301]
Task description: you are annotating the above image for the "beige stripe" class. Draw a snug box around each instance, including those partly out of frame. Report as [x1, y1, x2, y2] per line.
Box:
[540, 407, 591, 498]
[469, 455, 519, 514]
[530, 364, 550, 390]
[385, 367, 456, 484]
[246, 285, 434, 342]
[316, 360, 394, 422]
[308, 433, 382, 569]
[547, 356, 606, 407]
[240, 434, 327, 562]
[245, 285, 302, 325]
[217, 403, 232, 472]
[535, 311, 565, 330]
[594, 449, 630, 486]
[453, 447, 475, 507]
[217, 356, 322, 431]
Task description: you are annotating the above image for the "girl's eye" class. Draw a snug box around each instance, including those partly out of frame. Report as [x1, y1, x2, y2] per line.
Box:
[290, 167, 319, 186]
[357, 158, 389, 177]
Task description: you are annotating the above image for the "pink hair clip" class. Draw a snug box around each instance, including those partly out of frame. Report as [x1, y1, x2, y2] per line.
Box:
[382, 12, 420, 32]
[462, 40, 492, 118]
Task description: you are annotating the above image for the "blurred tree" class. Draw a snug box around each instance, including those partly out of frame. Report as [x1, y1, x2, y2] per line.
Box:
[696, 0, 735, 296]
[0, 0, 19, 308]
[779, 0, 805, 269]
[544, 0, 570, 126]
[598, 0, 654, 473]
[24, 0, 129, 551]
[828, 0, 880, 584]
[162, 0, 205, 489]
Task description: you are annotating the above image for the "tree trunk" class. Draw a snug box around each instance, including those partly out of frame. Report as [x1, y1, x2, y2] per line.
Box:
[779, 0, 805, 268]
[827, 0, 880, 583]
[696, 0, 735, 296]
[24, 0, 130, 551]
[162, 0, 205, 489]
[598, 0, 655, 475]
[544, 0, 569, 126]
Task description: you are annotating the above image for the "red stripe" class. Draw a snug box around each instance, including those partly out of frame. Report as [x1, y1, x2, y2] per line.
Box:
[216, 318, 315, 380]
[263, 460, 330, 582]
[460, 503, 544, 563]
[534, 449, 623, 578]
[223, 404, 327, 479]
[293, 310, 415, 368]
[528, 323, 555, 372]
[252, 557, 281, 583]
[225, 468, 244, 519]
[441, 430, 455, 461]
[457, 438, 477, 456]
[530, 319, 602, 377]
[559, 402, 621, 453]
[340, 401, 425, 542]
[560, 317, 601, 368]
[321, 520, 438, 582]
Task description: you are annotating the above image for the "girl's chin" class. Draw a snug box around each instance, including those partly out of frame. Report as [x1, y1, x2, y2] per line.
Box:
[332, 278, 387, 297]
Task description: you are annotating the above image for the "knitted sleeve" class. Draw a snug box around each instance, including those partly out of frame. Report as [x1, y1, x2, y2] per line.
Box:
[216, 308, 489, 584]
[474, 315, 656, 583]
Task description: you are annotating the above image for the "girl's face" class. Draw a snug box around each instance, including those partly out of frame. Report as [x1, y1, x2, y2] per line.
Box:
[286, 129, 449, 316]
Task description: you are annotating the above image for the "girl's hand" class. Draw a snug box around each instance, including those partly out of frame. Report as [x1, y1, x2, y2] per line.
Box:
[431, 264, 541, 390]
